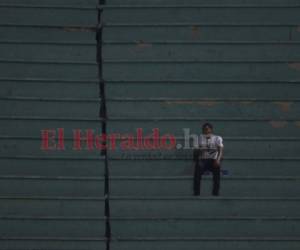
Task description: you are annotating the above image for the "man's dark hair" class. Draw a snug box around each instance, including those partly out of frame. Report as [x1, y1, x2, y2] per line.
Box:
[202, 122, 213, 131]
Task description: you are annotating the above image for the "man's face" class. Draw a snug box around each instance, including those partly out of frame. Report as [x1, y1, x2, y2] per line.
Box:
[203, 126, 212, 135]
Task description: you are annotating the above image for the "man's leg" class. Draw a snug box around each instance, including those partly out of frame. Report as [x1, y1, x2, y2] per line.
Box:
[193, 160, 204, 196]
[211, 161, 221, 196]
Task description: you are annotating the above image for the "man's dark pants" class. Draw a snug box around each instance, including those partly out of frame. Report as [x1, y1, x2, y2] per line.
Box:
[193, 159, 221, 196]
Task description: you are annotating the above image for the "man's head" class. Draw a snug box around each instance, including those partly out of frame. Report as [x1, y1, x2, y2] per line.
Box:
[202, 122, 213, 135]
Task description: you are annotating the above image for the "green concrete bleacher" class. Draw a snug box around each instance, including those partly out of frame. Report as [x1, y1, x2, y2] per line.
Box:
[103, 0, 300, 249]
[0, 0, 300, 249]
[0, 0, 105, 249]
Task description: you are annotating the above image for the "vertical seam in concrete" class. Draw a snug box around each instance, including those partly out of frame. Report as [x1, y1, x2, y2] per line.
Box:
[96, 1, 110, 249]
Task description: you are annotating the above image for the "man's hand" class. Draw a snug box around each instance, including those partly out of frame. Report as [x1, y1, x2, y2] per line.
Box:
[213, 159, 221, 168]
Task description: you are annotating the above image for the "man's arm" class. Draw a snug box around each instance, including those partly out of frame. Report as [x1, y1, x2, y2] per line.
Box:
[216, 146, 224, 164]
[214, 136, 224, 167]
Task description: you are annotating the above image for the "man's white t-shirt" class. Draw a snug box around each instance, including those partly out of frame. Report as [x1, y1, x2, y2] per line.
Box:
[197, 134, 224, 160]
